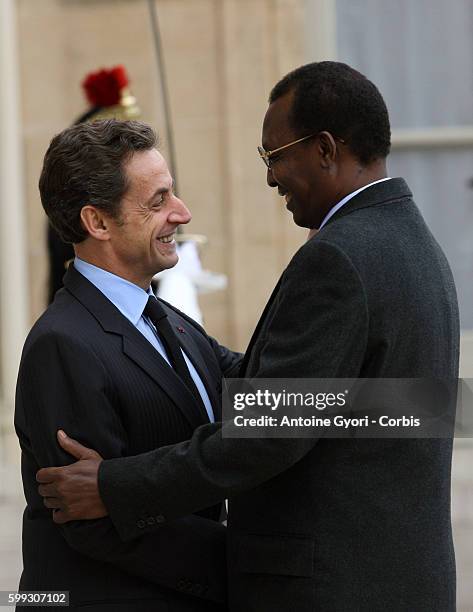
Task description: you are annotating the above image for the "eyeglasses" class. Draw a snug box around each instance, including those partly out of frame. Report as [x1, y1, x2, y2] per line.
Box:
[257, 132, 346, 169]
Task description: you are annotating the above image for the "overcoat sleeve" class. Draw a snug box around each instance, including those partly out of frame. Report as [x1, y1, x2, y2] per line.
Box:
[99, 239, 369, 541]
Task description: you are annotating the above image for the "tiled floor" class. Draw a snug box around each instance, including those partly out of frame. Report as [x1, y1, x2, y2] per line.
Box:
[0, 465, 22, 612]
[452, 441, 473, 612]
[0, 495, 22, 591]
[1, 444, 472, 611]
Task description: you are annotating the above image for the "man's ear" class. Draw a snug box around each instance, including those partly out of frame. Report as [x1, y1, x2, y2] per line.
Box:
[317, 131, 338, 169]
[80, 206, 111, 241]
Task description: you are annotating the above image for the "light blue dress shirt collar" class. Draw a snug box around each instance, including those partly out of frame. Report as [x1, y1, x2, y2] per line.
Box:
[319, 177, 392, 230]
[74, 257, 152, 324]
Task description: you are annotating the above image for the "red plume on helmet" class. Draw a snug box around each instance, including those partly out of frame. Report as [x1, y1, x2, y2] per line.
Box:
[82, 65, 129, 107]
[77, 65, 140, 122]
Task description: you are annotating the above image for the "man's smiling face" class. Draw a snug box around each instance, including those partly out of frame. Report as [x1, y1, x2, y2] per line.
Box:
[106, 148, 191, 285]
[261, 91, 340, 229]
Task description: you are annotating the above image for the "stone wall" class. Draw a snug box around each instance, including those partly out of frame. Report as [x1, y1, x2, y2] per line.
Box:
[17, 0, 307, 349]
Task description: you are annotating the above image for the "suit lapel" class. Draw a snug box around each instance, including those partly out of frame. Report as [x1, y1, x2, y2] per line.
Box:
[121, 332, 208, 429]
[63, 265, 209, 430]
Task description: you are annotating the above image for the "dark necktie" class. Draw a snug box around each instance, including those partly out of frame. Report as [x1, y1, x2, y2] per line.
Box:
[143, 296, 208, 419]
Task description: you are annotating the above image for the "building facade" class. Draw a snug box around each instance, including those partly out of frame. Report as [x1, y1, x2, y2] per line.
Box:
[1, 0, 472, 605]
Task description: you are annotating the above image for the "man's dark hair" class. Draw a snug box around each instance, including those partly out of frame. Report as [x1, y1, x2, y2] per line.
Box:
[39, 119, 157, 243]
[269, 61, 391, 165]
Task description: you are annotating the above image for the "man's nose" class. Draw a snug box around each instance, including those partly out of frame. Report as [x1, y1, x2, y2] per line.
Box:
[169, 196, 192, 225]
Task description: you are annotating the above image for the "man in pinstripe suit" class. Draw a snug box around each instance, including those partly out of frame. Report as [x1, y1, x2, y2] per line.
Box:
[15, 119, 240, 611]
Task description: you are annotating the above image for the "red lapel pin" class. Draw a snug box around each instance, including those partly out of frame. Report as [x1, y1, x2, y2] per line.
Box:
[176, 326, 185, 334]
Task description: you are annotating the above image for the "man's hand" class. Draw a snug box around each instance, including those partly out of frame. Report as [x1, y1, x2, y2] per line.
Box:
[36, 430, 108, 524]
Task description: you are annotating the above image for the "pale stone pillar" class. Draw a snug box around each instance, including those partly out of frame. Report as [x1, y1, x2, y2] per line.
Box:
[304, 0, 338, 61]
[0, 0, 29, 474]
[213, 0, 309, 349]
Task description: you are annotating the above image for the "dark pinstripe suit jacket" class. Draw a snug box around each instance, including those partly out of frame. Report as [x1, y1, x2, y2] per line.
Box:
[14, 265, 241, 612]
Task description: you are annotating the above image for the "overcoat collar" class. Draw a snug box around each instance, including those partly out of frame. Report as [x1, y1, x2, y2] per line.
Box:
[241, 178, 413, 376]
[323, 177, 412, 229]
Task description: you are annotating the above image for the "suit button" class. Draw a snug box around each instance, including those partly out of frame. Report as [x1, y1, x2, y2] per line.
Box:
[137, 519, 145, 529]
[155, 514, 166, 523]
[146, 516, 155, 526]
[177, 579, 185, 590]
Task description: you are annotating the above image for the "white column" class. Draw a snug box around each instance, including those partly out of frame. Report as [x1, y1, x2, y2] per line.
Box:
[0, 0, 29, 473]
[303, 0, 338, 61]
